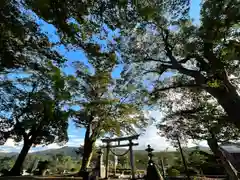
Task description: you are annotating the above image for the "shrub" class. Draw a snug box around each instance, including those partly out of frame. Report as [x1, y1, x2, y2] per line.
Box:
[166, 168, 180, 176]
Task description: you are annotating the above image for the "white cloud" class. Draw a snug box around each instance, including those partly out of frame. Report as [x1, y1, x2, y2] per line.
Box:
[29, 143, 61, 153]
[134, 110, 208, 151]
[68, 134, 79, 138]
[133, 110, 172, 150]
[0, 140, 23, 153]
[0, 148, 14, 153]
[66, 138, 84, 147]
[4, 139, 17, 147]
[148, 110, 163, 121]
[43, 143, 60, 149]
[0, 139, 24, 152]
[136, 125, 173, 150]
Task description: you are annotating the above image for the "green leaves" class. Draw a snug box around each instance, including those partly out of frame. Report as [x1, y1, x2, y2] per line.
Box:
[207, 79, 221, 88]
[68, 41, 148, 142]
[116, 0, 240, 128]
[0, 0, 64, 72]
[0, 58, 72, 147]
[139, 7, 157, 20]
[158, 94, 240, 147]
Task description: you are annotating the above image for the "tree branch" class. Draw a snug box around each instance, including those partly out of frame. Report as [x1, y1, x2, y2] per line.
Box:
[150, 83, 203, 95]
[143, 68, 167, 75]
[179, 56, 192, 64]
[158, 27, 205, 80]
[132, 57, 171, 64]
[144, 58, 171, 64]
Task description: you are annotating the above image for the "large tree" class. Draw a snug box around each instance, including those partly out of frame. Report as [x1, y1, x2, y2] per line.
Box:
[0, 0, 66, 144]
[69, 48, 148, 175]
[0, 62, 71, 176]
[158, 97, 240, 179]
[0, 0, 64, 71]
[119, 0, 240, 128]
[25, 0, 190, 37]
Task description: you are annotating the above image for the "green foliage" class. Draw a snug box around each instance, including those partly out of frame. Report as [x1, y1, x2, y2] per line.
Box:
[164, 148, 225, 176]
[117, 0, 240, 128]
[25, 0, 190, 42]
[3, 0, 240, 176]
[68, 44, 148, 173]
[35, 160, 50, 175]
[0, 58, 72, 174]
[0, 157, 15, 171]
[188, 151, 207, 169]
[48, 154, 78, 174]
[158, 95, 240, 148]
[0, 147, 226, 175]
[0, 62, 71, 146]
[166, 168, 180, 176]
[0, 0, 64, 71]
[70, 47, 148, 140]
[0, 0, 67, 145]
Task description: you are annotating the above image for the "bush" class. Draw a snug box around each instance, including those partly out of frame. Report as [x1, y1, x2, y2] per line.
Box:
[166, 168, 180, 176]
[70, 168, 76, 172]
[0, 169, 9, 176]
[136, 170, 145, 174]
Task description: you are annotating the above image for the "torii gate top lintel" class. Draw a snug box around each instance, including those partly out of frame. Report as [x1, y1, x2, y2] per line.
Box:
[101, 134, 140, 143]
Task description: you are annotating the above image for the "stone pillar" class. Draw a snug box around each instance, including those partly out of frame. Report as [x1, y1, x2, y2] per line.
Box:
[105, 143, 110, 179]
[114, 154, 118, 176]
[129, 140, 135, 180]
[96, 149, 103, 178]
[31, 159, 39, 173]
[160, 158, 165, 178]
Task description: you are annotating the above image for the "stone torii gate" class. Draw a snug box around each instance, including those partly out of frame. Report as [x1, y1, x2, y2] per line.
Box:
[101, 134, 139, 179]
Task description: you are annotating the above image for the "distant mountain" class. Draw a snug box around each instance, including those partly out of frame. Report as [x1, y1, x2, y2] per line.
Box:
[0, 146, 80, 159]
[187, 146, 211, 152]
[0, 152, 18, 157]
[0, 145, 211, 159]
[0, 146, 151, 159]
[32, 146, 79, 158]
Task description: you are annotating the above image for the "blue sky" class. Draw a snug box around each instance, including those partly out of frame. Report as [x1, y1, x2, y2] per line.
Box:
[0, 0, 202, 153]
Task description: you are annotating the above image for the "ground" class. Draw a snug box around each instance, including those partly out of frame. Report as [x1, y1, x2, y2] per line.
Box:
[0, 177, 83, 180]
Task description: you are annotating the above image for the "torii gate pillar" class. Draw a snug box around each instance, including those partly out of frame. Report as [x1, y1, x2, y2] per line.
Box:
[105, 142, 110, 179]
[101, 134, 139, 180]
[129, 140, 136, 180]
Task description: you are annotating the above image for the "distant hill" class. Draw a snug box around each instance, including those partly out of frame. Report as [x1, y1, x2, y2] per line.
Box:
[0, 146, 80, 159]
[32, 146, 79, 158]
[186, 146, 211, 153]
[0, 145, 211, 159]
[0, 146, 151, 159]
[0, 152, 18, 157]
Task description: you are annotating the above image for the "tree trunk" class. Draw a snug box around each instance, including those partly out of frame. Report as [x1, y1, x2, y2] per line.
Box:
[78, 125, 95, 176]
[176, 135, 190, 180]
[78, 138, 95, 175]
[10, 141, 32, 176]
[207, 135, 239, 180]
[206, 73, 240, 129]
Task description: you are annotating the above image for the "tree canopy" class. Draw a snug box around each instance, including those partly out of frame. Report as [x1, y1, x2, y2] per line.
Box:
[0, 0, 64, 71]
[68, 45, 148, 173]
[158, 97, 240, 146]
[157, 93, 240, 179]
[0, 59, 71, 175]
[118, 0, 240, 128]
